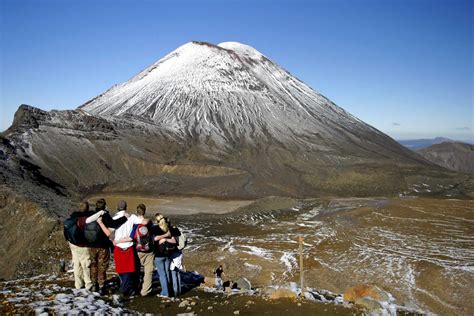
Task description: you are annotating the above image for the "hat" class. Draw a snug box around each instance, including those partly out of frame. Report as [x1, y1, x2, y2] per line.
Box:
[117, 200, 127, 210]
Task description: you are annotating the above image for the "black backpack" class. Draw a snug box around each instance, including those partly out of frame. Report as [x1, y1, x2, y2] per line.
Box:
[84, 221, 100, 243]
[63, 217, 85, 245]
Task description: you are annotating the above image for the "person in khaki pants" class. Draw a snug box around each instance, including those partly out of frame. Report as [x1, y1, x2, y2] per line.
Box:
[68, 202, 93, 290]
[137, 248, 154, 296]
[87, 199, 128, 294]
[70, 243, 92, 289]
[132, 204, 154, 296]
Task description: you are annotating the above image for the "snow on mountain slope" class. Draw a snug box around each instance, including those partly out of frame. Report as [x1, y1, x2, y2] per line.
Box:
[81, 41, 410, 160]
[3, 41, 452, 202]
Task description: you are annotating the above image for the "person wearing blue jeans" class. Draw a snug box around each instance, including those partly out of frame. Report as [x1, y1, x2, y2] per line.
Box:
[168, 222, 184, 297]
[170, 250, 182, 296]
[152, 213, 172, 297]
[154, 256, 171, 296]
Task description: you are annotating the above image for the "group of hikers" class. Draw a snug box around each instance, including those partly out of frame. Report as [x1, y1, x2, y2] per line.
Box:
[64, 198, 186, 299]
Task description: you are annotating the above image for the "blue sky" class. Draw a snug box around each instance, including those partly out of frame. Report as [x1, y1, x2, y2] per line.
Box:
[1, 0, 472, 141]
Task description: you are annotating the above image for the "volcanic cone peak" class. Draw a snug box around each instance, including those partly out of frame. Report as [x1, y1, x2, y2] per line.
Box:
[218, 41, 266, 59]
[3, 40, 468, 202]
[80, 40, 278, 127]
[81, 40, 412, 161]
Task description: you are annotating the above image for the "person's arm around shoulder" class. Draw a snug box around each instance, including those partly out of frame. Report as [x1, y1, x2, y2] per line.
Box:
[163, 236, 177, 245]
[152, 225, 171, 242]
[97, 217, 112, 237]
[131, 214, 144, 225]
[113, 237, 132, 245]
[86, 210, 105, 224]
[102, 211, 128, 228]
[165, 226, 179, 244]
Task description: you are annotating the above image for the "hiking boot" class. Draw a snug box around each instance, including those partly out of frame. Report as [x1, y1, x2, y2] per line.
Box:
[93, 283, 100, 293]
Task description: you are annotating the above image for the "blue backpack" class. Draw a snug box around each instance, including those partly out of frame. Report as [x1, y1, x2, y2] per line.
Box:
[63, 217, 86, 245]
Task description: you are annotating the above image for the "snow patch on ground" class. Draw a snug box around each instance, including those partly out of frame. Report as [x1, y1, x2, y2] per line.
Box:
[279, 252, 298, 275]
[240, 245, 273, 260]
[1, 274, 135, 315]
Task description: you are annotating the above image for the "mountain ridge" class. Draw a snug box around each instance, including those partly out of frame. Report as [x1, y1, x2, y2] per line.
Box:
[398, 137, 454, 150]
[79, 41, 425, 165]
[417, 141, 474, 174]
[2, 41, 470, 201]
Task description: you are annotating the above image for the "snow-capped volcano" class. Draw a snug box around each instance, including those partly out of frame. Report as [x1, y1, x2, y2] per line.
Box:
[4, 41, 448, 199]
[81, 41, 394, 154]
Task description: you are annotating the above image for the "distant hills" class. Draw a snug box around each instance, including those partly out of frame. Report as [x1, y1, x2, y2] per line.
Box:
[417, 142, 474, 174]
[397, 137, 474, 173]
[397, 137, 455, 150]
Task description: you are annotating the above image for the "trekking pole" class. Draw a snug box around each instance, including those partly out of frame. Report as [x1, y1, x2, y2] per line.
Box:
[299, 236, 304, 295]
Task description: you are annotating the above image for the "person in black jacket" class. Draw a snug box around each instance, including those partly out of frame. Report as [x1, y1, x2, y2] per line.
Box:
[88, 198, 128, 294]
[152, 213, 172, 297]
[67, 202, 94, 290]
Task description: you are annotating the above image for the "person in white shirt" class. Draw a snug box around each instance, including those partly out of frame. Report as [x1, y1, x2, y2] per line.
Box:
[114, 203, 153, 297]
[101, 200, 142, 297]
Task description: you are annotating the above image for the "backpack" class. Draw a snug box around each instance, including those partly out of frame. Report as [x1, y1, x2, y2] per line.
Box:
[63, 216, 85, 245]
[176, 228, 187, 251]
[135, 224, 153, 252]
[84, 221, 100, 243]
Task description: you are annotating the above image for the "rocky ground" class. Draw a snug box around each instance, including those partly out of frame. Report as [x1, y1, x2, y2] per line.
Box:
[0, 274, 129, 315]
[0, 272, 366, 316]
[171, 196, 474, 316]
[2, 194, 468, 315]
[1, 270, 429, 316]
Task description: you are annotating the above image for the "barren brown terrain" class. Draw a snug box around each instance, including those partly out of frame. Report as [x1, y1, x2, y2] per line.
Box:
[162, 196, 473, 315]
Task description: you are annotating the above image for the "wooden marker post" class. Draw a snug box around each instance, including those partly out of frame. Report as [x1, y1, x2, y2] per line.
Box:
[299, 236, 304, 294]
